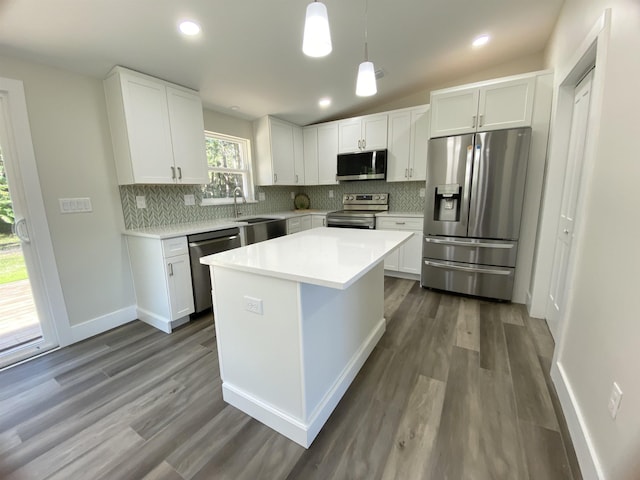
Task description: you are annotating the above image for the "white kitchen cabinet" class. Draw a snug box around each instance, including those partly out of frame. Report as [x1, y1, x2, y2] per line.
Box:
[387, 105, 430, 182]
[311, 214, 326, 228]
[376, 216, 424, 278]
[126, 235, 195, 333]
[104, 66, 208, 185]
[254, 116, 304, 186]
[338, 114, 388, 153]
[430, 75, 536, 138]
[303, 122, 339, 185]
[287, 215, 312, 234]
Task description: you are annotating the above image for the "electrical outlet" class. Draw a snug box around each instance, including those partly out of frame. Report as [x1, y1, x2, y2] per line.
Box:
[291, 192, 295, 199]
[329, 190, 334, 198]
[608, 382, 623, 419]
[419, 188, 426, 198]
[136, 196, 146, 209]
[184, 194, 195, 206]
[258, 192, 266, 201]
[244, 296, 263, 315]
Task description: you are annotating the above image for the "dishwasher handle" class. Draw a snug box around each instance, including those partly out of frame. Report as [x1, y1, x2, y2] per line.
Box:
[188, 235, 239, 248]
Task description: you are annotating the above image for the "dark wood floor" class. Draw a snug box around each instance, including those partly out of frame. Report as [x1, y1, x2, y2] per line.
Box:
[0, 278, 581, 480]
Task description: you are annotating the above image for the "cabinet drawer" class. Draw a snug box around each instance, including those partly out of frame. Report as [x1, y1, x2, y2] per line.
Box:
[423, 236, 518, 267]
[376, 217, 423, 231]
[162, 236, 188, 257]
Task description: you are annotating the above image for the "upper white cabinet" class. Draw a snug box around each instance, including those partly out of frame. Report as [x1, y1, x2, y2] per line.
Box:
[303, 122, 339, 185]
[338, 114, 388, 153]
[430, 76, 536, 138]
[254, 116, 304, 186]
[386, 105, 430, 182]
[104, 66, 208, 185]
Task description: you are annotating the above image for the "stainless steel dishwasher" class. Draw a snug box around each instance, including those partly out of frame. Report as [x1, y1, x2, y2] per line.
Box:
[188, 228, 241, 314]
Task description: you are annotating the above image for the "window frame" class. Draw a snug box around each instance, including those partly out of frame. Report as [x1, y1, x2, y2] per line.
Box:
[200, 131, 256, 206]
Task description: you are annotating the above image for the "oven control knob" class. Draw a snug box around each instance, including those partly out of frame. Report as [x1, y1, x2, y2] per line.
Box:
[374, 195, 380, 200]
[349, 195, 355, 200]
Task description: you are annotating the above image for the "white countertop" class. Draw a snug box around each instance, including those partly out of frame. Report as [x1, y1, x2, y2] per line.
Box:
[200, 227, 412, 290]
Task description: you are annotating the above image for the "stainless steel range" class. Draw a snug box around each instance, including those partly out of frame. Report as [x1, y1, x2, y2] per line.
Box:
[327, 193, 389, 229]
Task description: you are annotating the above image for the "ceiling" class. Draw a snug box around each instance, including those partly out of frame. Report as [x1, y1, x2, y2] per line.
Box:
[0, 0, 564, 126]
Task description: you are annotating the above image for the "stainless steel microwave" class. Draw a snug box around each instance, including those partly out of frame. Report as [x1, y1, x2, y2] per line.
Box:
[336, 150, 387, 181]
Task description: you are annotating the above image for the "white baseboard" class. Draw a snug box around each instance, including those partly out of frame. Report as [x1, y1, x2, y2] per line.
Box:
[70, 305, 137, 343]
[222, 318, 386, 448]
[551, 360, 604, 480]
[384, 270, 420, 281]
[136, 308, 172, 334]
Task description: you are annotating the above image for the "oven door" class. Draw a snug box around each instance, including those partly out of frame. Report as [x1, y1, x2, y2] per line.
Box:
[326, 216, 375, 229]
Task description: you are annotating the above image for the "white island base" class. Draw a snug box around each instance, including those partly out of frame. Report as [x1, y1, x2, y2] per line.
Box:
[212, 262, 385, 448]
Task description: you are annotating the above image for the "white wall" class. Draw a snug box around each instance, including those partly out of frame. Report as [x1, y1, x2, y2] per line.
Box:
[544, 1, 640, 478]
[0, 54, 136, 331]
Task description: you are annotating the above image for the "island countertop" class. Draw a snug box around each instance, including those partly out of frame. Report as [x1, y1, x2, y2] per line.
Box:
[200, 227, 412, 290]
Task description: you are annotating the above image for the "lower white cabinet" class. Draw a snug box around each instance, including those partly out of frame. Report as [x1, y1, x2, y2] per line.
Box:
[311, 214, 326, 228]
[287, 215, 312, 234]
[376, 216, 424, 277]
[126, 235, 194, 333]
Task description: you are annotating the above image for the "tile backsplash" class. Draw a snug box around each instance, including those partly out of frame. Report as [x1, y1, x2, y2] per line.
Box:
[120, 181, 425, 229]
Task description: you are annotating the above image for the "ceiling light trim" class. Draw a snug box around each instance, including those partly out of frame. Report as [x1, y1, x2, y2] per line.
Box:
[179, 20, 201, 36]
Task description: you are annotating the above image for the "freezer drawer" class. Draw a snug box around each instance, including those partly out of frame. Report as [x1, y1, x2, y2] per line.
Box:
[421, 258, 515, 301]
[423, 236, 518, 267]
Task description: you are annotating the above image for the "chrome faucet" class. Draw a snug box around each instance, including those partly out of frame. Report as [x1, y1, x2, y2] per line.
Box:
[233, 186, 246, 218]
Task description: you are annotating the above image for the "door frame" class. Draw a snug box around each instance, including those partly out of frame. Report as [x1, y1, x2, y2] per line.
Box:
[0, 77, 71, 366]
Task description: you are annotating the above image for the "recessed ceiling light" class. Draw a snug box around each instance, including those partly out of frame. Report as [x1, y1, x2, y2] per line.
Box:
[472, 34, 490, 48]
[230, 105, 240, 111]
[318, 97, 331, 108]
[179, 21, 201, 36]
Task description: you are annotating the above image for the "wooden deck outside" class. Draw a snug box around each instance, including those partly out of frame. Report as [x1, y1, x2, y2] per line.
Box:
[0, 279, 41, 352]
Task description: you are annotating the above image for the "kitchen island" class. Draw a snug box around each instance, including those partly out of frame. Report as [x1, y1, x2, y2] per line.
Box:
[200, 227, 412, 447]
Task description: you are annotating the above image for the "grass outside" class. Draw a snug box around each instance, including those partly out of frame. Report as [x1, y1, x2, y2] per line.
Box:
[0, 234, 27, 284]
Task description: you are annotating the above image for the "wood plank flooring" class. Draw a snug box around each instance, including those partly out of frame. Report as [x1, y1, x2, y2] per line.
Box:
[0, 278, 581, 479]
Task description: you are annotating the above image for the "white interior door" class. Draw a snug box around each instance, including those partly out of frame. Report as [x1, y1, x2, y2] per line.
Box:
[0, 77, 69, 368]
[546, 70, 594, 339]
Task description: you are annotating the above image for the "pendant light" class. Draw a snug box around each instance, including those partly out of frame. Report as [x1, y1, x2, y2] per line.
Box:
[303, 1, 332, 57]
[356, 0, 377, 97]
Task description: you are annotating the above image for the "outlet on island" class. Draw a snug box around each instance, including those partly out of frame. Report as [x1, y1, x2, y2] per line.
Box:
[244, 295, 263, 315]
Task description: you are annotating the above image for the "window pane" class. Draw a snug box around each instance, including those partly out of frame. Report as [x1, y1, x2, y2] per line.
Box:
[202, 172, 245, 199]
[205, 137, 243, 169]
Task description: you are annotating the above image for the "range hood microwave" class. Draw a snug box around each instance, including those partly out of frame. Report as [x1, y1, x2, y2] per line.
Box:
[336, 149, 387, 181]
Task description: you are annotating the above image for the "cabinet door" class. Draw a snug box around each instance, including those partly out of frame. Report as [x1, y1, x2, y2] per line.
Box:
[299, 215, 312, 231]
[317, 123, 339, 184]
[166, 254, 195, 320]
[386, 111, 411, 182]
[478, 77, 535, 131]
[121, 74, 175, 183]
[303, 127, 319, 185]
[338, 118, 363, 153]
[430, 88, 479, 138]
[311, 215, 326, 228]
[409, 106, 430, 181]
[362, 114, 388, 151]
[270, 118, 296, 185]
[166, 87, 209, 184]
[398, 232, 422, 274]
[293, 126, 305, 184]
[384, 249, 400, 271]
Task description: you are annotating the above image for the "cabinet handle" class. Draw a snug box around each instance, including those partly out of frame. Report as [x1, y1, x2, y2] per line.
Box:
[168, 263, 174, 276]
[274, 173, 278, 183]
[357, 139, 361, 149]
[177, 166, 182, 179]
[409, 168, 413, 177]
[362, 139, 366, 149]
[295, 174, 299, 183]
[322, 218, 325, 226]
[472, 115, 476, 128]
[395, 222, 406, 225]
[478, 114, 484, 127]
[405, 168, 408, 178]
[171, 166, 176, 179]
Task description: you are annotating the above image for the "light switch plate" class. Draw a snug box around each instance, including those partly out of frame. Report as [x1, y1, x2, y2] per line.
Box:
[329, 190, 334, 198]
[419, 188, 426, 198]
[184, 194, 195, 206]
[136, 196, 146, 209]
[258, 192, 266, 201]
[59, 197, 92, 214]
[608, 382, 623, 419]
[291, 192, 295, 199]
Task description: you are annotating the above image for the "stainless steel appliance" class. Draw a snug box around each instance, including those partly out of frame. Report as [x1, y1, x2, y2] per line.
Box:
[327, 193, 389, 229]
[188, 228, 241, 314]
[421, 128, 531, 300]
[336, 150, 387, 181]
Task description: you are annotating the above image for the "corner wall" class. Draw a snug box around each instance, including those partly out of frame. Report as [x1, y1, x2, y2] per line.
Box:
[543, 1, 640, 478]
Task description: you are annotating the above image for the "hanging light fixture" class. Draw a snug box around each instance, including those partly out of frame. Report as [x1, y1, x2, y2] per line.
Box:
[355, 0, 376, 96]
[303, 1, 332, 57]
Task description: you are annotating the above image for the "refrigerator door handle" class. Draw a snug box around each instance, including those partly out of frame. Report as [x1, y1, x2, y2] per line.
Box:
[424, 260, 512, 276]
[424, 237, 514, 249]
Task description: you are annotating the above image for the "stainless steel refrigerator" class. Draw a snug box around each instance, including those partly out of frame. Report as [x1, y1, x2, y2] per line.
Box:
[421, 127, 531, 300]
